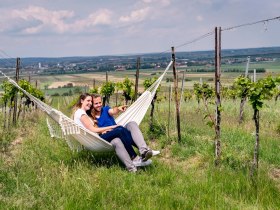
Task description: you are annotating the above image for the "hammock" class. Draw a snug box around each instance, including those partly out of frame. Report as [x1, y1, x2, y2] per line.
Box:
[0, 60, 173, 152]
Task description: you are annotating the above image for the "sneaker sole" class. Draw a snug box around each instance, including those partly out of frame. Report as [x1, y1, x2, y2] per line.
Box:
[152, 150, 160, 156]
[135, 159, 152, 167]
[142, 150, 153, 161]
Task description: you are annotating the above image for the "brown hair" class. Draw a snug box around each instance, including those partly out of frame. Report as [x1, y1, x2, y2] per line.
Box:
[91, 93, 102, 100]
[74, 93, 92, 109]
[87, 94, 102, 127]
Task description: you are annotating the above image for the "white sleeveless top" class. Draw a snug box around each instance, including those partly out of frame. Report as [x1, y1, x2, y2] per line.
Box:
[74, 108, 95, 128]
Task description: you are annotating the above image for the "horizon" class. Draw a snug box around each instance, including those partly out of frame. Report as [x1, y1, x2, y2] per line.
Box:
[1, 45, 280, 60]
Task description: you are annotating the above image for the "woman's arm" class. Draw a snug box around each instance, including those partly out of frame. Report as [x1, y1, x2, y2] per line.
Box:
[80, 114, 118, 133]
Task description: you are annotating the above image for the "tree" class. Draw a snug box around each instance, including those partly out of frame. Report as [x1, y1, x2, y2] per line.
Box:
[100, 81, 115, 106]
[248, 76, 280, 176]
[221, 86, 238, 101]
[122, 77, 134, 105]
[115, 82, 123, 106]
[234, 75, 252, 124]
[89, 87, 99, 94]
[0, 79, 45, 127]
[193, 82, 215, 127]
[183, 89, 193, 101]
[193, 83, 203, 105]
[0, 81, 16, 128]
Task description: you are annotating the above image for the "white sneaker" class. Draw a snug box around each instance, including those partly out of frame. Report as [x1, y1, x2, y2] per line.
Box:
[128, 167, 137, 173]
[141, 149, 153, 161]
[152, 150, 160, 156]
[133, 157, 152, 167]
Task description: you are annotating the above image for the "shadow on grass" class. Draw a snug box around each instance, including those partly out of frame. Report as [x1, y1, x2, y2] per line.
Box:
[65, 150, 124, 169]
[61, 149, 155, 172]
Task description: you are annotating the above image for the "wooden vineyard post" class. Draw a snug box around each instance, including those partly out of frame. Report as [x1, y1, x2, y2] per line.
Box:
[179, 70, 185, 111]
[134, 57, 140, 101]
[93, 78, 96, 89]
[168, 83, 172, 138]
[215, 27, 222, 165]
[239, 56, 250, 124]
[12, 57, 20, 125]
[245, 56, 250, 77]
[171, 47, 181, 143]
[253, 69, 256, 82]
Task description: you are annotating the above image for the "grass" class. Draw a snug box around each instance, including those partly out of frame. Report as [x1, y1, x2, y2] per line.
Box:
[1, 96, 280, 209]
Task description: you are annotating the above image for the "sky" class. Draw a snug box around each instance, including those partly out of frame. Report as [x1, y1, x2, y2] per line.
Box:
[0, 0, 280, 58]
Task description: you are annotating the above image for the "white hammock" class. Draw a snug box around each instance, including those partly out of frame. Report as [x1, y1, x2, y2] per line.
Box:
[0, 60, 173, 152]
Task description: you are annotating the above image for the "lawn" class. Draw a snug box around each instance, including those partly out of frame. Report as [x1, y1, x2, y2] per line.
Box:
[1, 93, 280, 209]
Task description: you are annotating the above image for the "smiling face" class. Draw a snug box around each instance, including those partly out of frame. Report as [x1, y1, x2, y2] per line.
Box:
[92, 96, 102, 113]
[80, 96, 92, 111]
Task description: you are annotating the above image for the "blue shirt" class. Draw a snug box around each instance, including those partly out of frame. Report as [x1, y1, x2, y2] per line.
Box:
[97, 106, 117, 127]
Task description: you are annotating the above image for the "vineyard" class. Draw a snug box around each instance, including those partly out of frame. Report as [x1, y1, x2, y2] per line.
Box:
[1, 67, 280, 208]
[1, 15, 280, 208]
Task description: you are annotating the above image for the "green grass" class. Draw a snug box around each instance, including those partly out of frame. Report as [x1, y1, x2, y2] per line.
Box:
[1, 97, 280, 209]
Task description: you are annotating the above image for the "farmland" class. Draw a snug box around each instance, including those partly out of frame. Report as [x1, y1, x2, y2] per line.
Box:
[1, 47, 280, 209]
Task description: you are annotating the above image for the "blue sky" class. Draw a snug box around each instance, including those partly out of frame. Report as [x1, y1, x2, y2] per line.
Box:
[0, 0, 279, 57]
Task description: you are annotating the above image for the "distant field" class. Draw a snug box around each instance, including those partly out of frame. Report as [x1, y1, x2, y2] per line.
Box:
[1, 59, 279, 94]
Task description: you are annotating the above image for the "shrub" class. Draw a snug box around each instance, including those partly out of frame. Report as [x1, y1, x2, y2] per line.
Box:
[51, 93, 60, 96]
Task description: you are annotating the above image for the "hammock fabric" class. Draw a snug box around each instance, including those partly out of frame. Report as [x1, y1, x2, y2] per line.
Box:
[0, 60, 173, 152]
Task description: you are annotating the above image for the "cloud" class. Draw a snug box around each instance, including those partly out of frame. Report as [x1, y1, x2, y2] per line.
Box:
[196, 15, 204, 22]
[11, 6, 74, 34]
[119, 7, 150, 23]
[142, 0, 170, 5]
[0, 6, 113, 35]
[72, 9, 113, 32]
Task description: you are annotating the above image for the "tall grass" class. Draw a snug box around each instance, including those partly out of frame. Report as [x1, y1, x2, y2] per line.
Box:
[1, 98, 280, 209]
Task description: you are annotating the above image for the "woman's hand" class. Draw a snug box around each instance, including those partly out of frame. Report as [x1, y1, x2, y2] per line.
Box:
[101, 124, 119, 134]
[111, 124, 119, 129]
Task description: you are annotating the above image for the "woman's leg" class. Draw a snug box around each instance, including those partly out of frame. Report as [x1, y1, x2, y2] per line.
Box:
[100, 127, 138, 159]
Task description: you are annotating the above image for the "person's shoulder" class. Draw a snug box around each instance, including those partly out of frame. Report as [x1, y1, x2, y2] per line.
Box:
[103, 106, 111, 111]
[75, 108, 86, 116]
[75, 108, 85, 113]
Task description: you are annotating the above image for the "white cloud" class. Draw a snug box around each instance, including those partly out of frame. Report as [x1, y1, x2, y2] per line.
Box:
[0, 6, 114, 35]
[119, 7, 150, 23]
[72, 9, 113, 32]
[141, 0, 170, 6]
[87, 9, 112, 25]
[196, 15, 204, 22]
[160, 0, 171, 6]
[11, 6, 74, 34]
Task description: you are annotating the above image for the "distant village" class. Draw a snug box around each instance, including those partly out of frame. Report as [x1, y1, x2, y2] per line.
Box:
[0, 47, 279, 76]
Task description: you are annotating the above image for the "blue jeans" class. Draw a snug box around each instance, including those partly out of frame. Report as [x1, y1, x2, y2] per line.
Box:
[100, 126, 137, 159]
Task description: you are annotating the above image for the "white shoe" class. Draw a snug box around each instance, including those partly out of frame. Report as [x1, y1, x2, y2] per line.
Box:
[152, 150, 160, 156]
[141, 149, 153, 161]
[128, 167, 137, 173]
[133, 157, 152, 167]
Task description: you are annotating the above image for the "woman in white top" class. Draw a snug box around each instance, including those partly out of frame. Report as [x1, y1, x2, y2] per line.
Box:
[73, 93, 139, 172]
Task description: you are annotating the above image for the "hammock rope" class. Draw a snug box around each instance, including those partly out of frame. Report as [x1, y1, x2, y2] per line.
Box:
[0, 60, 173, 152]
